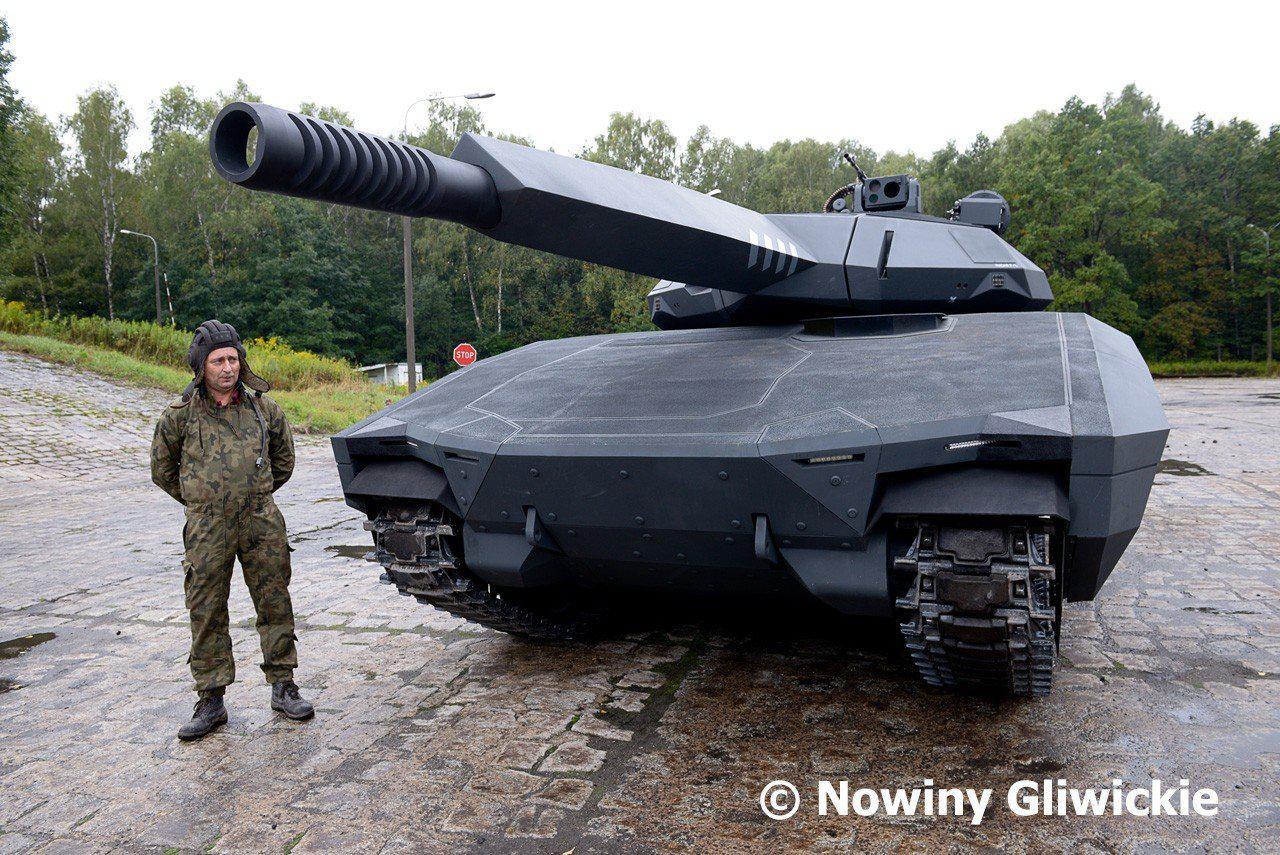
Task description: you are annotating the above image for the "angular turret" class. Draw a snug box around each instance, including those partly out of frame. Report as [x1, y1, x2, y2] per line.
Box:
[210, 102, 1052, 327]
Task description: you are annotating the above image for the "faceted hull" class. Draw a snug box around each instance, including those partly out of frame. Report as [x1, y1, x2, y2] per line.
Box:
[333, 312, 1168, 615]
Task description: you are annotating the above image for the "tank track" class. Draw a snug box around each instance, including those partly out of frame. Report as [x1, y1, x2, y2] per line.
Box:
[363, 504, 599, 641]
[894, 520, 1059, 696]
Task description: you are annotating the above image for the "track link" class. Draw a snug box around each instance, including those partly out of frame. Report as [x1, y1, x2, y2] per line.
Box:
[364, 505, 600, 641]
[894, 520, 1058, 696]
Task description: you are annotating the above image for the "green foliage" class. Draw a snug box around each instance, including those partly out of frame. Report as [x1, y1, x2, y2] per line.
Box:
[583, 113, 678, 180]
[0, 22, 1277, 372]
[61, 85, 135, 320]
[0, 16, 22, 239]
[1148, 359, 1280, 378]
[0, 300, 356, 389]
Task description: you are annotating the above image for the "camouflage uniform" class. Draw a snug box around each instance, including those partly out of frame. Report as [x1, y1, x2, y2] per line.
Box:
[151, 386, 297, 695]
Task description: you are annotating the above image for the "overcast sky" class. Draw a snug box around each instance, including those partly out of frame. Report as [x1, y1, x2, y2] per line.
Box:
[7, 1, 1278, 158]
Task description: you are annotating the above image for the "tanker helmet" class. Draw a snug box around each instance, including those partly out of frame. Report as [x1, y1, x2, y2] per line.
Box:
[183, 319, 269, 401]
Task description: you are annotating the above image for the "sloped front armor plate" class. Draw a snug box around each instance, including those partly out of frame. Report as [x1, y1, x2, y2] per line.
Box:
[335, 312, 1167, 606]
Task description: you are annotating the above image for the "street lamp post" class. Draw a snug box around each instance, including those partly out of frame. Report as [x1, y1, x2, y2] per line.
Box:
[400, 91, 495, 393]
[1246, 220, 1280, 370]
[119, 229, 163, 325]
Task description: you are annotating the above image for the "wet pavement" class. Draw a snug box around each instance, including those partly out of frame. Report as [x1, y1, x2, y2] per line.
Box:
[0, 350, 1277, 853]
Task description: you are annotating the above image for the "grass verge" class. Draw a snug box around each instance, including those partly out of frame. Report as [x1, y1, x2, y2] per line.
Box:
[0, 331, 405, 434]
[1148, 359, 1280, 378]
[0, 301, 356, 389]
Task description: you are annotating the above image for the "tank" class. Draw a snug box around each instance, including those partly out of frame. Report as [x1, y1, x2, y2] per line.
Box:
[210, 102, 1169, 696]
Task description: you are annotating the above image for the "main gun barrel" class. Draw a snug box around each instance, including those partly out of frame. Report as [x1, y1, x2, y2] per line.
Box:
[211, 102, 831, 295]
[210, 102, 500, 228]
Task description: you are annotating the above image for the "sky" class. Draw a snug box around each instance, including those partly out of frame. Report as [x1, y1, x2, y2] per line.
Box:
[6, 1, 1279, 158]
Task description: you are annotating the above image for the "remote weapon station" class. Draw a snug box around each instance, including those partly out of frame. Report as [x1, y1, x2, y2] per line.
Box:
[210, 102, 1167, 696]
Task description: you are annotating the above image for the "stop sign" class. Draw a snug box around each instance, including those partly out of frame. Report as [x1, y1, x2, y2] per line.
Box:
[453, 342, 477, 367]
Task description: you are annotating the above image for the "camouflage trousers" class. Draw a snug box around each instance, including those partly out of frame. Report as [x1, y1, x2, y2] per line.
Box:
[182, 494, 297, 694]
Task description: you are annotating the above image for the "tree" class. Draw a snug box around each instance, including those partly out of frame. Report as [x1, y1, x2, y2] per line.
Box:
[137, 86, 223, 316]
[920, 133, 1000, 215]
[582, 112, 678, 181]
[1242, 224, 1278, 368]
[1, 107, 63, 311]
[4, 68, 1280, 369]
[64, 86, 134, 319]
[0, 17, 21, 236]
[995, 91, 1171, 334]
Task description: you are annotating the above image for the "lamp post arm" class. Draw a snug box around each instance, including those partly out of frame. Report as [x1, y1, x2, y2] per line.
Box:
[119, 229, 163, 324]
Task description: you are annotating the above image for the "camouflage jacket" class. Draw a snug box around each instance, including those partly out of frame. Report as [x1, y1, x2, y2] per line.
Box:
[151, 387, 295, 506]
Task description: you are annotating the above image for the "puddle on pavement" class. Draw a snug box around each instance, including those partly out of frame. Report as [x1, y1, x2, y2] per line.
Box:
[0, 632, 55, 659]
[1013, 756, 1065, 775]
[325, 544, 373, 560]
[0, 632, 55, 695]
[1158, 458, 1214, 476]
[1183, 606, 1259, 616]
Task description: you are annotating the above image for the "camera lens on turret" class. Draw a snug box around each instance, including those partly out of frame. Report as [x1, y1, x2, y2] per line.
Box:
[859, 174, 912, 212]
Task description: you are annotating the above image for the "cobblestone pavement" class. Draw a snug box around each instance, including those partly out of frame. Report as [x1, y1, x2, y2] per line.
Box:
[0, 349, 1277, 853]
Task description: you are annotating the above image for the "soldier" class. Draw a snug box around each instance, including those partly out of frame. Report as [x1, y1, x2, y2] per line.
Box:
[151, 320, 315, 740]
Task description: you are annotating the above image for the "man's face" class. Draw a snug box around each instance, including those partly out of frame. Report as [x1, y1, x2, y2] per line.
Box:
[204, 346, 240, 395]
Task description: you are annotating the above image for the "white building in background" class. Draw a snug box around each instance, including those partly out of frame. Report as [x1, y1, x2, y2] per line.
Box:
[358, 362, 422, 386]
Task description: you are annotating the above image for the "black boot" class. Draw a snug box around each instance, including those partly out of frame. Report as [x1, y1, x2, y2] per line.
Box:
[178, 694, 228, 741]
[271, 679, 315, 720]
